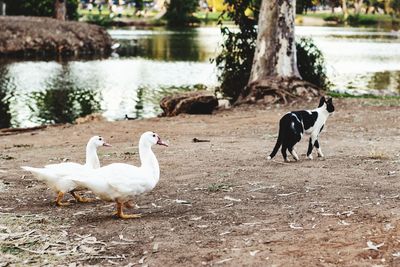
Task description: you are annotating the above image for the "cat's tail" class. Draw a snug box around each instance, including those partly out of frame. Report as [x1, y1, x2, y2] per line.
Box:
[267, 131, 282, 160]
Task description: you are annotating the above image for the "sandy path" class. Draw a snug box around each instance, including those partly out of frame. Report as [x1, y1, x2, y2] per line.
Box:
[0, 98, 399, 266]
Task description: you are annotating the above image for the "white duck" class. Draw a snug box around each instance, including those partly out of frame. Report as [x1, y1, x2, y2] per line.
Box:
[21, 136, 111, 206]
[70, 131, 168, 219]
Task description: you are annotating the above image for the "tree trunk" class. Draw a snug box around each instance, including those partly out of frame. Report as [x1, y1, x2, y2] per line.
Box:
[241, 0, 320, 105]
[154, 0, 169, 20]
[342, 0, 348, 19]
[354, 0, 363, 14]
[384, 0, 390, 14]
[54, 0, 66, 20]
[248, 0, 300, 84]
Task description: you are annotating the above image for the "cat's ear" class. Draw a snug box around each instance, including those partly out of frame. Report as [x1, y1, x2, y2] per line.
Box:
[327, 97, 333, 104]
[318, 96, 326, 107]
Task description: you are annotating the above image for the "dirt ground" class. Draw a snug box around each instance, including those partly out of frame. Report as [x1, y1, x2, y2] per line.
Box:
[0, 98, 399, 266]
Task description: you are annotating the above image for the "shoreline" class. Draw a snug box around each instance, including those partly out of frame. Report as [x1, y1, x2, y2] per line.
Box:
[0, 16, 112, 57]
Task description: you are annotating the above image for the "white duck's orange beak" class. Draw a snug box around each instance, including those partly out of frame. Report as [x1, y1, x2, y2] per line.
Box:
[157, 137, 168, 147]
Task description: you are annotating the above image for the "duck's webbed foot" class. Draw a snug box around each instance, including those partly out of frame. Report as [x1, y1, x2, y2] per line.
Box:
[55, 192, 70, 206]
[115, 201, 142, 219]
[112, 202, 135, 215]
[70, 191, 95, 203]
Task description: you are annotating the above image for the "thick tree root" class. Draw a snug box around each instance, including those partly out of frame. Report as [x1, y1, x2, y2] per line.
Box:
[236, 76, 322, 105]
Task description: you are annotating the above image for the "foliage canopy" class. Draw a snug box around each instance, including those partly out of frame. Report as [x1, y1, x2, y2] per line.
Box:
[164, 0, 199, 26]
[4, 0, 79, 20]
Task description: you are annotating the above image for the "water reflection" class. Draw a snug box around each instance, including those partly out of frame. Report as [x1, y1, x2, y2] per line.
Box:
[29, 64, 102, 125]
[112, 28, 215, 61]
[0, 26, 399, 128]
[367, 71, 400, 91]
[133, 86, 144, 119]
[0, 66, 13, 128]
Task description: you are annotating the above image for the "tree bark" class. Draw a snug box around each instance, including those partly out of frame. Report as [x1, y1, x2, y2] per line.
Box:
[354, 0, 363, 14]
[240, 0, 322, 105]
[342, 0, 348, 19]
[248, 0, 300, 85]
[55, 0, 66, 21]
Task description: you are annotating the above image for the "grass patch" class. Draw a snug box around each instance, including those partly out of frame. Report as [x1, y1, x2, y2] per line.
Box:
[85, 14, 115, 27]
[0, 245, 23, 255]
[194, 11, 229, 22]
[0, 154, 14, 160]
[207, 183, 233, 192]
[328, 91, 400, 100]
[368, 149, 389, 160]
[13, 144, 33, 148]
[300, 12, 397, 26]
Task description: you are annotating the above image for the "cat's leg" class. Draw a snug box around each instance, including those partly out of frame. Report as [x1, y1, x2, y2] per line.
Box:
[314, 139, 324, 157]
[307, 134, 318, 160]
[281, 145, 290, 162]
[289, 146, 299, 161]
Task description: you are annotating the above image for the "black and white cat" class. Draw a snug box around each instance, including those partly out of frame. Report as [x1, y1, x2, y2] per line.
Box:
[267, 97, 335, 162]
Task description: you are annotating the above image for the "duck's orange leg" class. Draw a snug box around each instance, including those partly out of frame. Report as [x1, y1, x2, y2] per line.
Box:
[112, 201, 134, 215]
[55, 192, 70, 206]
[115, 201, 141, 219]
[70, 191, 95, 203]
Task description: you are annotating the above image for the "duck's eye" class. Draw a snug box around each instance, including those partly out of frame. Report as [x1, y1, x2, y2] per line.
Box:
[99, 138, 102, 141]
[152, 134, 156, 138]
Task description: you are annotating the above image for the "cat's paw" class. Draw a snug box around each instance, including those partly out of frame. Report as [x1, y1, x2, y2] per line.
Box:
[307, 154, 313, 160]
[267, 156, 272, 160]
[317, 149, 324, 157]
[284, 158, 291, 162]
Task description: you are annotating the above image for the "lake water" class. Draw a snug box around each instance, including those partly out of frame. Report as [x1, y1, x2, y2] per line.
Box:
[1, 25, 400, 128]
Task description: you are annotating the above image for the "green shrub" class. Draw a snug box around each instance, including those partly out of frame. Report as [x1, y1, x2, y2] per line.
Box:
[323, 14, 344, 23]
[164, 0, 199, 27]
[296, 37, 331, 90]
[347, 14, 377, 26]
[214, 0, 259, 101]
[85, 14, 114, 27]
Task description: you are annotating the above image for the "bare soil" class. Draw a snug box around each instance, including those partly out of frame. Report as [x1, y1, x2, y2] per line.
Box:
[0, 98, 399, 266]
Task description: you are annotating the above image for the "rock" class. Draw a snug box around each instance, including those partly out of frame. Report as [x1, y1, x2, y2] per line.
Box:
[160, 91, 218, 116]
[0, 16, 112, 57]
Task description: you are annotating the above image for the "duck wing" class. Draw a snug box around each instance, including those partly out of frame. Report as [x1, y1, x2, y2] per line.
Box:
[21, 166, 58, 182]
[70, 163, 151, 201]
[44, 162, 85, 176]
[21, 166, 77, 192]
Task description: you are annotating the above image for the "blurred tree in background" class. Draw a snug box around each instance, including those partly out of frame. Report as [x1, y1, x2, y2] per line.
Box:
[4, 0, 79, 20]
[390, 0, 400, 16]
[55, 0, 66, 20]
[296, 0, 313, 14]
[165, 0, 199, 26]
[214, 0, 260, 101]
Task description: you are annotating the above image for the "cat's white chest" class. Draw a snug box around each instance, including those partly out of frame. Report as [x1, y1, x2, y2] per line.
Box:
[305, 114, 326, 135]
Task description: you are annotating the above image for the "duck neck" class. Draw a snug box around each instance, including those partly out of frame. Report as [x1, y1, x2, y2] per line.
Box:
[85, 143, 100, 169]
[139, 143, 160, 183]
